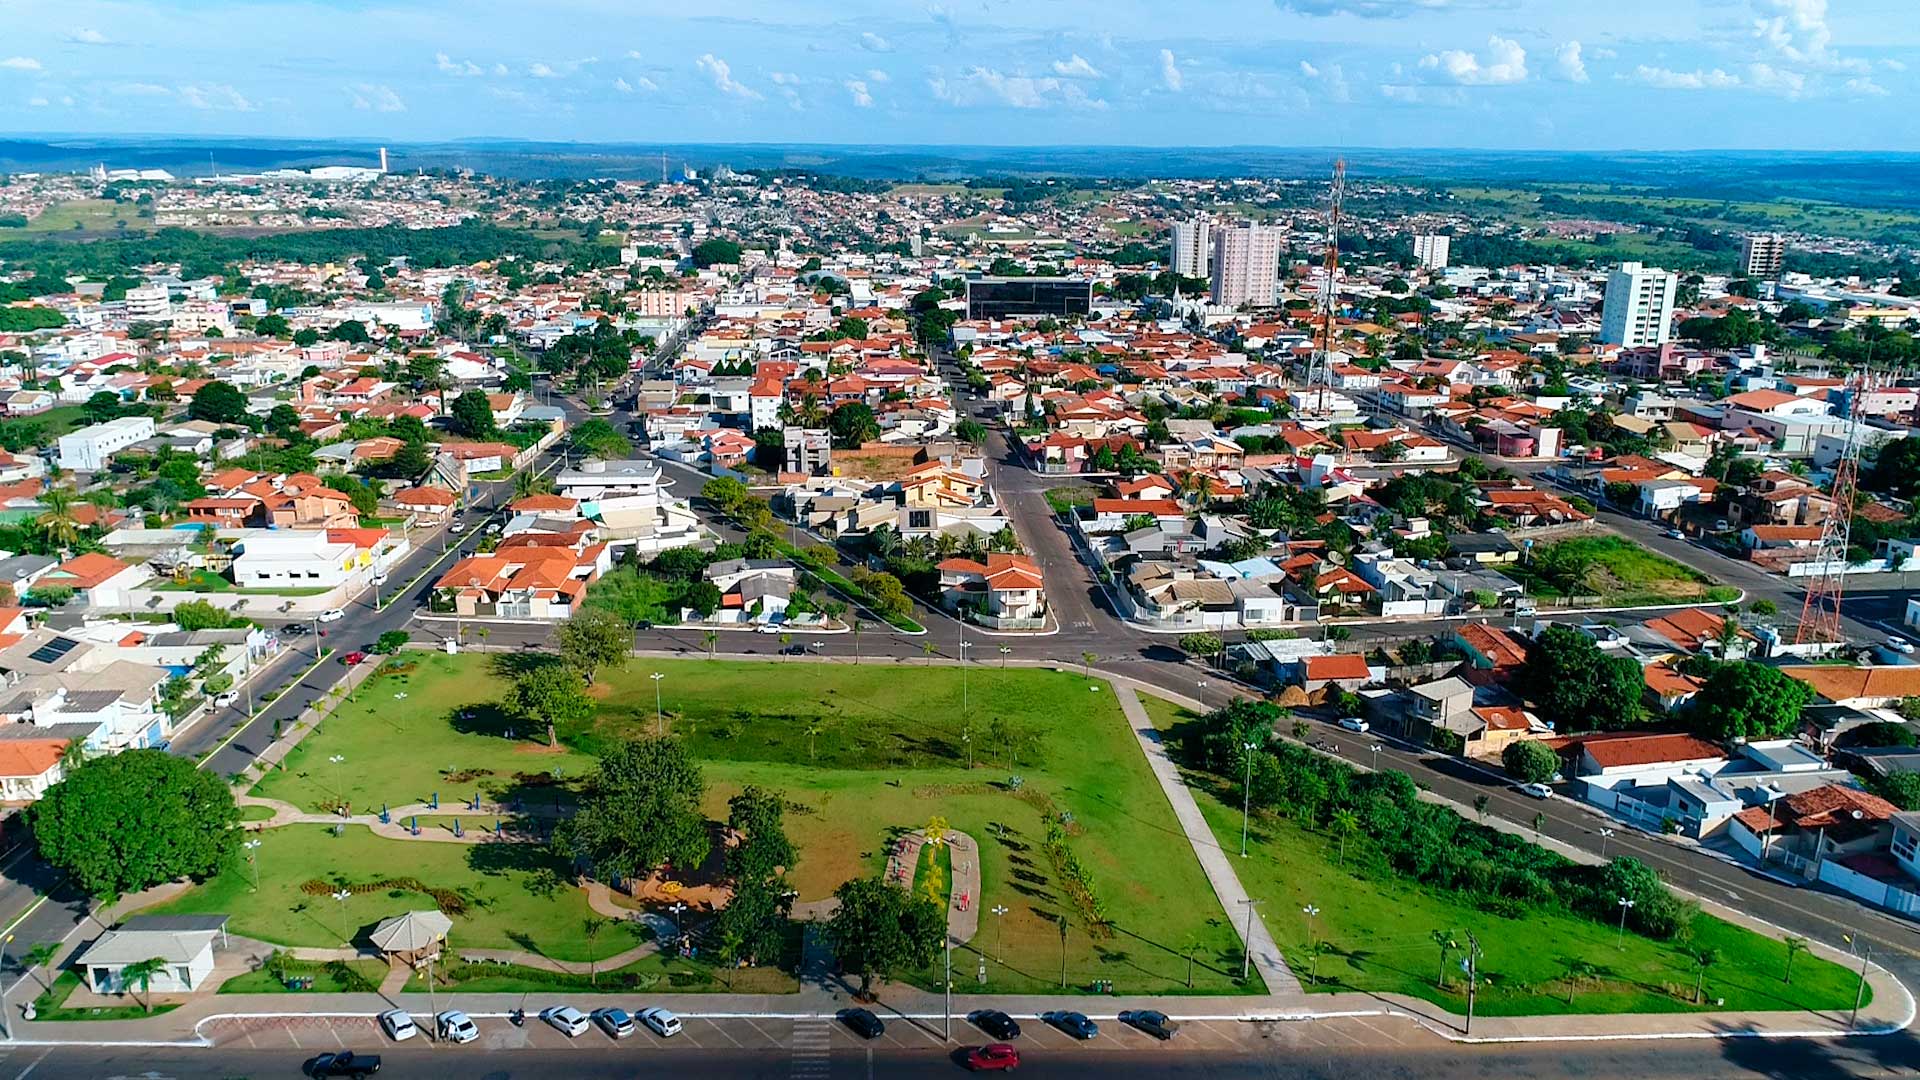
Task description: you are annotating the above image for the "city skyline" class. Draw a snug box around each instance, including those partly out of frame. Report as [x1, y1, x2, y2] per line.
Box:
[0, 0, 1916, 151]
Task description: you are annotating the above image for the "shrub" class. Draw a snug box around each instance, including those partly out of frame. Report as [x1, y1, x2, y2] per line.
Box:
[1502, 739, 1559, 784]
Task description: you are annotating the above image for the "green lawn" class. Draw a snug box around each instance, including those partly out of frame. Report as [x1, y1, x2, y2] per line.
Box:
[416, 951, 798, 995]
[31, 970, 179, 1021]
[144, 824, 631, 963]
[1043, 486, 1099, 515]
[219, 958, 388, 994]
[913, 840, 952, 911]
[0, 405, 88, 442]
[245, 653, 1256, 996]
[1190, 782, 1862, 1016]
[1512, 535, 1739, 606]
[1138, 693, 1197, 734]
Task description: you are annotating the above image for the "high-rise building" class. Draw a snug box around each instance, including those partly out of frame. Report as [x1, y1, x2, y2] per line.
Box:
[1170, 216, 1211, 278]
[1209, 222, 1282, 310]
[1600, 262, 1679, 348]
[1411, 233, 1451, 270]
[1741, 233, 1788, 279]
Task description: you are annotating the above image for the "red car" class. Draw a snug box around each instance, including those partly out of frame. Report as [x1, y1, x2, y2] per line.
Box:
[964, 1044, 1020, 1071]
[342, 651, 368, 665]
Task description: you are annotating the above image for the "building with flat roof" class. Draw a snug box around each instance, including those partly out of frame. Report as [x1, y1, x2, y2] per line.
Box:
[1209, 222, 1282, 310]
[1600, 262, 1678, 348]
[963, 277, 1092, 321]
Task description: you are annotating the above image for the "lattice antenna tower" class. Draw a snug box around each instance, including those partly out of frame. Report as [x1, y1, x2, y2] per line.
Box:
[1796, 364, 1868, 645]
[1306, 159, 1346, 418]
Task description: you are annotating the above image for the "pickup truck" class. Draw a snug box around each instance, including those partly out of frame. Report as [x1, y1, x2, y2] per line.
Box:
[310, 1051, 382, 1077]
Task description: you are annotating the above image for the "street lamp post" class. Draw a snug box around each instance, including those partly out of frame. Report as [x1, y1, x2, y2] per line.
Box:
[328, 755, 345, 805]
[1598, 828, 1615, 860]
[244, 838, 262, 893]
[998, 645, 1011, 670]
[1852, 944, 1874, 1028]
[1369, 743, 1382, 773]
[650, 672, 665, 735]
[331, 889, 354, 946]
[991, 904, 1009, 963]
[1615, 896, 1636, 946]
[1240, 899, 1265, 980]
[0, 932, 14, 1041]
[1239, 742, 1257, 857]
[669, 901, 687, 954]
[958, 638, 973, 716]
[1300, 904, 1321, 984]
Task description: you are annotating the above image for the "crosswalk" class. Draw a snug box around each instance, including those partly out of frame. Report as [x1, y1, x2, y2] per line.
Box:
[790, 1019, 832, 1080]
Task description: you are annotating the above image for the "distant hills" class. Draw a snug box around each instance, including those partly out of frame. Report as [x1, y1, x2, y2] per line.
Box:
[3, 135, 1918, 208]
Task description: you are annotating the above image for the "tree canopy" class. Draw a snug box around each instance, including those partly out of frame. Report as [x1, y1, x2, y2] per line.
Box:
[557, 607, 630, 685]
[824, 876, 945, 992]
[1517, 625, 1645, 732]
[449, 389, 496, 438]
[31, 750, 239, 897]
[1689, 661, 1814, 742]
[552, 737, 710, 882]
[188, 381, 250, 425]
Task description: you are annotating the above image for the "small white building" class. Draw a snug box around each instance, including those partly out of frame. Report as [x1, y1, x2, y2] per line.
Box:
[229, 530, 371, 589]
[77, 916, 227, 995]
[57, 416, 157, 471]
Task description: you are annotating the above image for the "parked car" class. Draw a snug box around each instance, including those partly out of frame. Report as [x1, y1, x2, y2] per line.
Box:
[1665, 528, 1686, 540]
[1041, 1010, 1098, 1040]
[283, 623, 313, 636]
[589, 1007, 635, 1039]
[1886, 637, 1917, 656]
[1118, 1009, 1177, 1041]
[781, 644, 807, 655]
[376, 1010, 416, 1042]
[370, 571, 388, 585]
[838, 1007, 884, 1039]
[342, 651, 369, 666]
[213, 691, 239, 708]
[1337, 718, 1369, 733]
[637, 1007, 681, 1037]
[964, 1043, 1022, 1071]
[1519, 782, 1554, 799]
[1714, 519, 1730, 532]
[539, 1005, 590, 1037]
[318, 608, 346, 623]
[968, 1009, 1021, 1040]
[434, 1010, 478, 1044]
[309, 1051, 381, 1078]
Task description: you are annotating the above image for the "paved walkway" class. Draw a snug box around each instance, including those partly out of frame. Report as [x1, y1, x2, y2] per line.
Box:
[1111, 681, 1299, 995]
[880, 829, 982, 945]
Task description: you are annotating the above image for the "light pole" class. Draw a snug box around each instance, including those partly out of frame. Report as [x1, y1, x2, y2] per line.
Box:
[1239, 741, 1257, 857]
[328, 754, 345, 803]
[958, 638, 973, 717]
[1598, 828, 1615, 860]
[331, 888, 353, 946]
[991, 904, 1009, 963]
[244, 838, 262, 893]
[669, 901, 687, 953]
[1369, 743, 1382, 773]
[943, 931, 953, 1043]
[1240, 899, 1265, 980]
[998, 645, 1010, 670]
[650, 672, 665, 735]
[0, 932, 14, 1041]
[1852, 944, 1874, 1028]
[1615, 896, 1636, 946]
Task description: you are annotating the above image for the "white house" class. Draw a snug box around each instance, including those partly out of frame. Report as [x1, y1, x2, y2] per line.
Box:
[77, 918, 226, 995]
[229, 530, 372, 590]
[56, 416, 157, 471]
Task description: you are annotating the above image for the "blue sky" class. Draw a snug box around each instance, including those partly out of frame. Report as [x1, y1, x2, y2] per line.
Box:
[1, 0, 1915, 149]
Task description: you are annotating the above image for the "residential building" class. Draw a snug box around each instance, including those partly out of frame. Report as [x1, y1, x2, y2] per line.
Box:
[228, 530, 377, 590]
[1411, 233, 1451, 270]
[1741, 233, 1788, 279]
[76, 918, 226, 995]
[1209, 223, 1282, 309]
[935, 553, 1047, 629]
[1170, 216, 1211, 278]
[1600, 262, 1678, 348]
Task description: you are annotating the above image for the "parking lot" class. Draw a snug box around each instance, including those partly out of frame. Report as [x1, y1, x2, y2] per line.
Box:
[202, 1009, 1448, 1058]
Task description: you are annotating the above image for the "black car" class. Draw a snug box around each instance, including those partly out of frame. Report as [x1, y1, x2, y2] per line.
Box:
[1118, 1009, 1178, 1041]
[310, 1051, 382, 1078]
[968, 1009, 1021, 1040]
[1041, 1010, 1098, 1040]
[839, 1007, 885, 1039]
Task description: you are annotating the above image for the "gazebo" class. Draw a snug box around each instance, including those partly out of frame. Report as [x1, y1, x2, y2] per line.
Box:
[368, 910, 452, 964]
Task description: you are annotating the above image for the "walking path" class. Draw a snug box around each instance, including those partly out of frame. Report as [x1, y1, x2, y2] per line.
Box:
[1111, 680, 1299, 995]
[881, 829, 982, 945]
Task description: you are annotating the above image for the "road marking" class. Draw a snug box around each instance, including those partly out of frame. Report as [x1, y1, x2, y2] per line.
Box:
[703, 1019, 743, 1047]
[791, 1018, 832, 1078]
[286, 1029, 302, 1049]
[13, 1047, 48, 1080]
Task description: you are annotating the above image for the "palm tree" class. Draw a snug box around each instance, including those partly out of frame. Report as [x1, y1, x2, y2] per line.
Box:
[121, 956, 168, 1014]
[805, 721, 822, 762]
[1692, 947, 1719, 1004]
[1783, 936, 1808, 985]
[779, 632, 794, 659]
[934, 532, 960, 558]
[1474, 795, 1491, 821]
[702, 630, 719, 660]
[922, 641, 937, 666]
[1431, 929, 1455, 990]
[1331, 809, 1360, 864]
[851, 620, 864, 664]
[23, 942, 59, 991]
[1081, 651, 1097, 679]
[1564, 959, 1597, 1004]
[38, 488, 81, 550]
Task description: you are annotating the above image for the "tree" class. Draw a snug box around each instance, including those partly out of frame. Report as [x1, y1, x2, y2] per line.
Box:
[373, 630, 410, 654]
[1517, 625, 1645, 732]
[955, 418, 988, 445]
[824, 876, 945, 994]
[1691, 947, 1719, 1004]
[255, 313, 291, 338]
[581, 917, 606, 985]
[30, 750, 239, 898]
[717, 785, 799, 967]
[1502, 739, 1559, 784]
[120, 955, 168, 1013]
[21, 942, 59, 990]
[506, 664, 594, 748]
[1178, 633, 1223, 659]
[1783, 935, 1808, 985]
[557, 607, 630, 686]
[569, 418, 632, 460]
[188, 381, 249, 425]
[1867, 439, 1920, 498]
[83, 391, 125, 423]
[449, 390, 496, 438]
[37, 488, 82, 550]
[691, 238, 743, 268]
[1876, 770, 1920, 811]
[327, 319, 370, 344]
[827, 402, 879, 449]
[1690, 661, 1814, 742]
[1845, 720, 1917, 749]
[1431, 928, 1455, 989]
[552, 737, 710, 883]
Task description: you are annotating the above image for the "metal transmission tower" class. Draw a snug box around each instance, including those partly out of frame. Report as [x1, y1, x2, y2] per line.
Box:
[1796, 369, 1867, 646]
[1304, 159, 1346, 419]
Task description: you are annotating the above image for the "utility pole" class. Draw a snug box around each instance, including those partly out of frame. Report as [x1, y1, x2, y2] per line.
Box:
[1465, 931, 1482, 1035]
[1240, 899, 1264, 980]
[1239, 742, 1256, 857]
[1852, 943, 1873, 1028]
[943, 933, 953, 1042]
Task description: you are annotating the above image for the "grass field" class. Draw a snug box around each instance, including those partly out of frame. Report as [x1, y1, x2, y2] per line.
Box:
[32, 971, 179, 1021]
[244, 653, 1256, 996]
[0, 405, 88, 442]
[1510, 535, 1739, 606]
[1188, 779, 1861, 1016]
[219, 958, 389, 995]
[0, 200, 131, 241]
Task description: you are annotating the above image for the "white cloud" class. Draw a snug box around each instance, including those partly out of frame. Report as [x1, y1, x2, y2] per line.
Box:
[845, 78, 874, 107]
[1554, 40, 1589, 83]
[1159, 48, 1183, 92]
[1278, 0, 1455, 15]
[929, 67, 1106, 109]
[178, 83, 256, 111]
[1051, 54, 1102, 78]
[492, 63, 510, 77]
[1751, 0, 1867, 74]
[528, 62, 557, 78]
[65, 28, 110, 45]
[860, 32, 892, 52]
[769, 71, 799, 85]
[1300, 59, 1352, 101]
[1590, 46, 1618, 60]
[27, 97, 48, 107]
[614, 75, 657, 93]
[1844, 76, 1889, 96]
[1630, 64, 1740, 90]
[1745, 61, 1805, 96]
[349, 83, 406, 112]
[866, 69, 890, 83]
[625, 50, 644, 61]
[118, 82, 171, 96]
[1882, 58, 1907, 72]
[435, 52, 484, 77]
[696, 53, 761, 100]
[0, 57, 43, 72]
[1419, 35, 1527, 85]
[1378, 82, 1466, 105]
